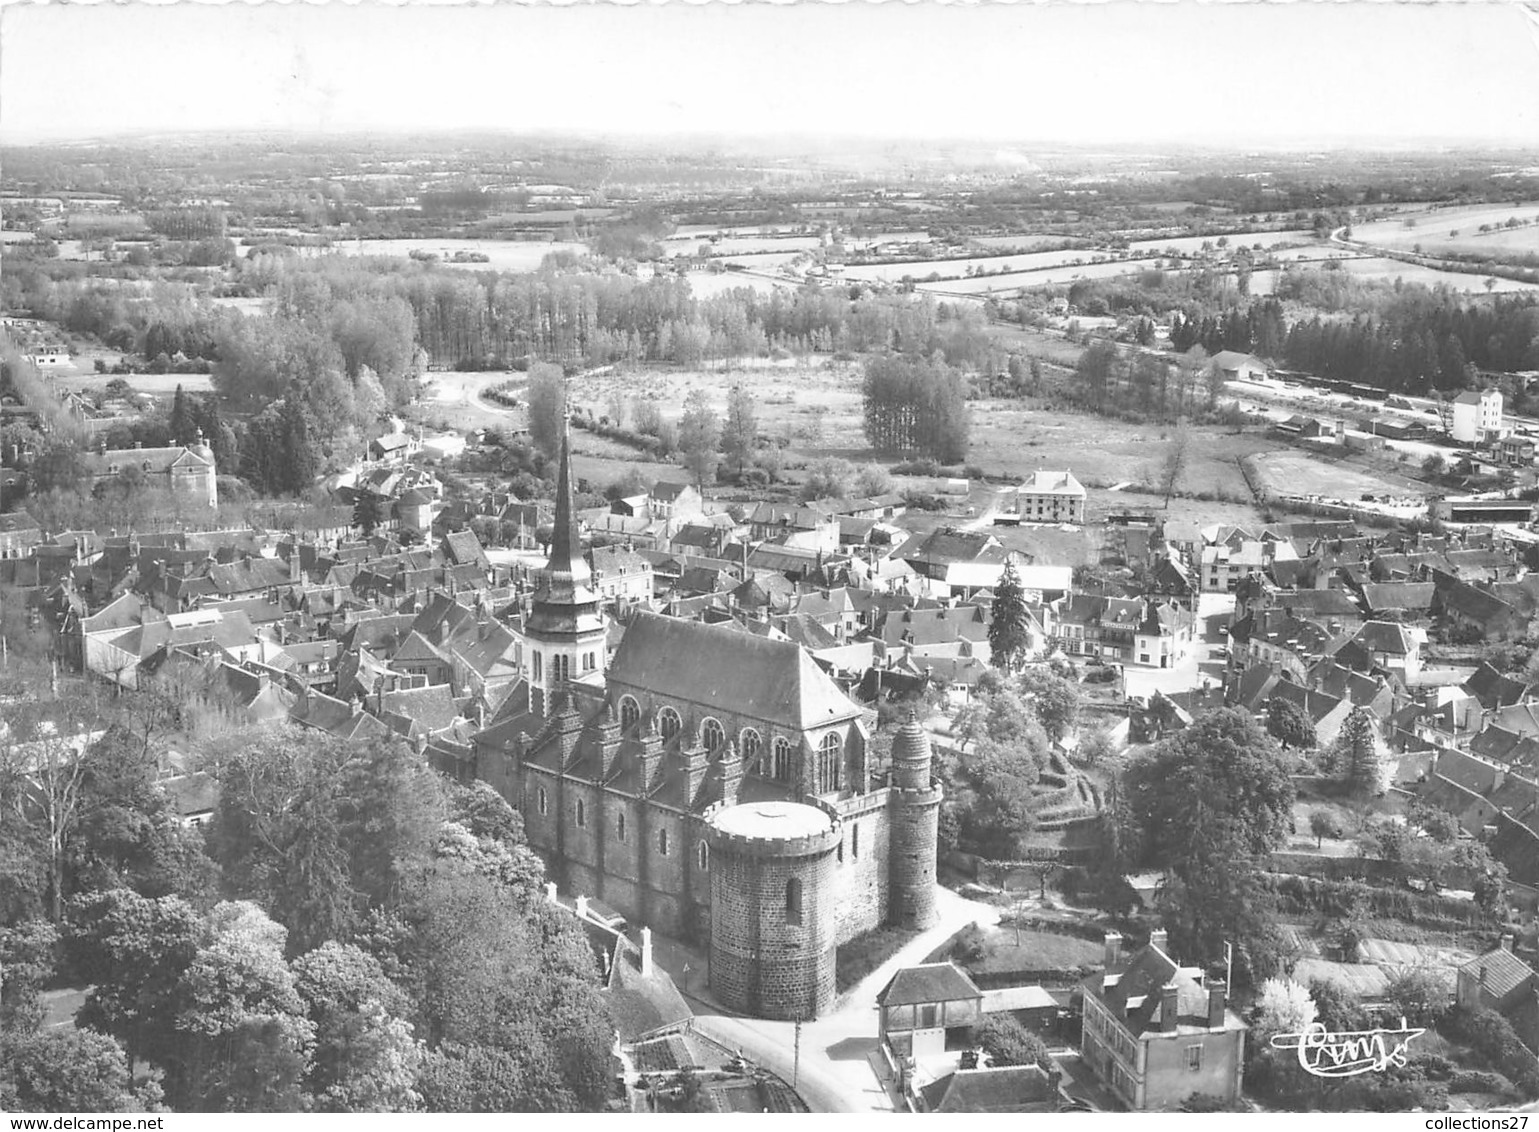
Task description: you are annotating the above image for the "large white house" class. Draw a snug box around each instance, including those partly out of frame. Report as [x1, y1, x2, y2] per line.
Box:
[1452, 389, 1505, 445]
[1016, 469, 1087, 524]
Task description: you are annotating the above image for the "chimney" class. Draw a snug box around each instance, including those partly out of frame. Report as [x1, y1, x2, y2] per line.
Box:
[1159, 983, 1179, 1033]
[1502, 933, 1516, 953]
[576, 894, 589, 921]
[1149, 928, 1169, 954]
[641, 926, 654, 977]
[1104, 931, 1123, 972]
[1207, 981, 1228, 1030]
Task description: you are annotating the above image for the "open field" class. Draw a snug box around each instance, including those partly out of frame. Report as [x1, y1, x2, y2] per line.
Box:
[966, 235, 1093, 253]
[63, 370, 214, 395]
[1125, 229, 1315, 255]
[1352, 202, 1539, 259]
[567, 358, 867, 453]
[684, 271, 792, 299]
[1250, 449, 1425, 501]
[1330, 256, 1539, 293]
[843, 246, 1130, 284]
[662, 234, 821, 258]
[918, 258, 1162, 295]
[968, 402, 1275, 500]
[303, 237, 587, 272]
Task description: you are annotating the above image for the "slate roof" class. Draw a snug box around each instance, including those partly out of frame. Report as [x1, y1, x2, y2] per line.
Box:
[442, 529, 488, 569]
[379, 683, 460, 737]
[606, 612, 862, 732]
[1354, 620, 1416, 657]
[1361, 583, 1437, 614]
[920, 1065, 1061, 1114]
[1458, 948, 1537, 1002]
[1466, 662, 1534, 711]
[877, 962, 983, 1007]
[1083, 940, 1243, 1039]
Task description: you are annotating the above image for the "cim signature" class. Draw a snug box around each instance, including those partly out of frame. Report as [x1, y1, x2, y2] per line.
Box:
[1269, 1021, 1426, 1078]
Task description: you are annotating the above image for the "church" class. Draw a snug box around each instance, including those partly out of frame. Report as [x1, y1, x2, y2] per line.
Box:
[473, 423, 942, 1018]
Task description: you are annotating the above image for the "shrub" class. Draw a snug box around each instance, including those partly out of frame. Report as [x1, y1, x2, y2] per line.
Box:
[969, 1015, 1050, 1070]
[950, 923, 987, 964]
[1448, 1070, 1504, 1094]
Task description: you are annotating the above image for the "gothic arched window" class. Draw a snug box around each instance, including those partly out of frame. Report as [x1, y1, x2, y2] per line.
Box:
[702, 717, 725, 752]
[772, 737, 792, 782]
[659, 707, 682, 742]
[817, 732, 842, 795]
[741, 728, 762, 772]
[619, 695, 640, 732]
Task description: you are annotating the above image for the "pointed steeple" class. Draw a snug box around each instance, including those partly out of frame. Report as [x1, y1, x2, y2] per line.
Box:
[525, 407, 603, 637]
[542, 412, 592, 597]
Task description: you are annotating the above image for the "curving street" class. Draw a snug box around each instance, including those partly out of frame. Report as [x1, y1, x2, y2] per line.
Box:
[650, 885, 1002, 1113]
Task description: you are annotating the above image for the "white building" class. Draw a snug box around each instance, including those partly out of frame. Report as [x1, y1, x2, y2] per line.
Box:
[1451, 389, 1505, 444]
[1016, 469, 1087, 524]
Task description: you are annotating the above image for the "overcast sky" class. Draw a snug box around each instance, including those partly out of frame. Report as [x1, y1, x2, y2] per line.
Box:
[3, 1, 1538, 149]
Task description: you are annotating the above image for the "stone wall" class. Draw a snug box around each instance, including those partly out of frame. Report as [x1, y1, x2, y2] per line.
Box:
[708, 824, 839, 1020]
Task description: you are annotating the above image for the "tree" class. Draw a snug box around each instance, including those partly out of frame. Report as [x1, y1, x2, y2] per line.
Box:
[293, 941, 422, 1112]
[861, 354, 970, 462]
[1127, 709, 1295, 868]
[68, 888, 204, 1076]
[721, 384, 757, 479]
[1160, 428, 1190, 506]
[1384, 965, 1449, 1028]
[854, 462, 891, 497]
[969, 1015, 1050, 1070]
[802, 456, 854, 502]
[0, 919, 58, 1033]
[1307, 979, 1368, 1034]
[525, 363, 567, 463]
[278, 395, 318, 495]
[1, 1028, 158, 1112]
[354, 491, 383, 537]
[987, 560, 1034, 674]
[1309, 809, 1343, 848]
[1128, 710, 1295, 981]
[1076, 724, 1116, 767]
[677, 388, 721, 488]
[168, 384, 194, 446]
[174, 901, 314, 1111]
[1326, 707, 1392, 796]
[1016, 667, 1080, 744]
[1266, 697, 1317, 752]
[1254, 976, 1317, 1041]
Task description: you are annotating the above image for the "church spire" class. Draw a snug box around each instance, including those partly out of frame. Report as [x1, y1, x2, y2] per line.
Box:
[525, 404, 601, 636]
[545, 410, 588, 592]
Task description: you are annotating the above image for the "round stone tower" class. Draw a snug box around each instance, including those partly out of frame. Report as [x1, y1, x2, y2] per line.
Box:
[887, 717, 943, 931]
[707, 801, 840, 1020]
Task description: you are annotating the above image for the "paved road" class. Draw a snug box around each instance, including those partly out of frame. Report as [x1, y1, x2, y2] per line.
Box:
[1122, 591, 1233, 701]
[649, 885, 1002, 1113]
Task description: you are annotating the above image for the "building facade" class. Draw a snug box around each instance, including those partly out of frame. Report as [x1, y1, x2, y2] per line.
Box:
[1016, 470, 1087, 524]
[1080, 931, 1247, 1111]
[1452, 389, 1505, 445]
[83, 439, 218, 508]
[473, 426, 943, 1019]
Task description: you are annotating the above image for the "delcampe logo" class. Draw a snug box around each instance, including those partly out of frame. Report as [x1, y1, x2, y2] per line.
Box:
[1269, 1018, 1426, 1077]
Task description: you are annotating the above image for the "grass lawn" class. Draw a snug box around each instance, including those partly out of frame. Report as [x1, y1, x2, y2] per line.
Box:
[928, 924, 1104, 979]
[835, 924, 919, 993]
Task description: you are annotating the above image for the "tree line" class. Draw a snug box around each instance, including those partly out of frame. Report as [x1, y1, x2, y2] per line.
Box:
[1, 664, 615, 1114]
